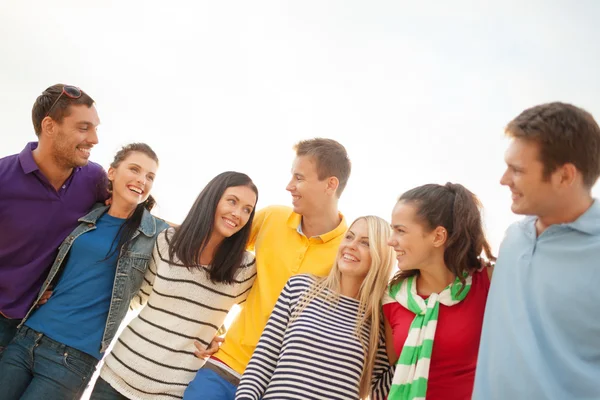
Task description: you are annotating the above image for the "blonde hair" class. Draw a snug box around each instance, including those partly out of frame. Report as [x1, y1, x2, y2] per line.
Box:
[291, 215, 394, 398]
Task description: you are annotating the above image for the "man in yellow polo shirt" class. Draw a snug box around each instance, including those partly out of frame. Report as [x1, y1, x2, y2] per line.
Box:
[184, 138, 351, 400]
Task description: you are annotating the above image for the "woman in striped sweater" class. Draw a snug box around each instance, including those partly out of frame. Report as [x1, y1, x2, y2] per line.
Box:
[90, 171, 259, 400]
[235, 215, 395, 400]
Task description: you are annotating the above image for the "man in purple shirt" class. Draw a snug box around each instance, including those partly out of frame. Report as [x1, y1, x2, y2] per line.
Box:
[0, 84, 108, 356]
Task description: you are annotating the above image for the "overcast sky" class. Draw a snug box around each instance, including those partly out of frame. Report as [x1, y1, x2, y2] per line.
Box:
[2, 0, 599, 252]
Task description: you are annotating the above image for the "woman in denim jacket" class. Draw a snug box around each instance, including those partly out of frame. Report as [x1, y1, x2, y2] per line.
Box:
[0, 143, 169, 400]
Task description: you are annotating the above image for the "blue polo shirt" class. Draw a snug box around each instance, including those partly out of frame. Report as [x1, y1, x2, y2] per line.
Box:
[0, 142, 108, 319]
[473, 200, 600, 400]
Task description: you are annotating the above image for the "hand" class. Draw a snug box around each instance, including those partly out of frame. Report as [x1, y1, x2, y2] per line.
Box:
[37, 289, 53, 307]
[193, 336, 224, 359]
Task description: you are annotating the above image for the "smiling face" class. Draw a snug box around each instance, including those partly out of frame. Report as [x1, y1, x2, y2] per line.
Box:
[107, 151, 158, 211]
[388, 201, 439, 271]
[212, 185, 258, 241]
[285, 155, 330, 216]
[337, 218, 372, 280]
[50, 104, 100, 168]
[500, 138, 558, 217]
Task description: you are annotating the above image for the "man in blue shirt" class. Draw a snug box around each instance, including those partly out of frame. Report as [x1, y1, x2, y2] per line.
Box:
[473, 102, 600, 399]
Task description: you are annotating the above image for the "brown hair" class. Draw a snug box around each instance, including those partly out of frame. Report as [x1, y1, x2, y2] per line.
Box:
[506, 102, 600, 188]
[32, 84, 95, 136]
[104, 143, 159, 260]
[389, 182, 496, 289]
[294, 138, 351, 197]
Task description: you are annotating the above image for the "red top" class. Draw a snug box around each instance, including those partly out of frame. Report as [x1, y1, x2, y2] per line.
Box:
[383, 269, 490, 400]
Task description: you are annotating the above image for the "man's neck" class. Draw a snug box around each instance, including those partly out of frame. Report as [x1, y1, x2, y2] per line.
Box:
[536, 194, 594, 236]
[32, 144, 73, 191]
[300, 207, 341, 238]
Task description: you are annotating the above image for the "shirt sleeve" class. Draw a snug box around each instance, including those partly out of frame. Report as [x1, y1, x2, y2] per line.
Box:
[246, 207, 268, 252]
[129, 240, 159, 310]
[371, 323, 394, 400]
[235, 253, 257, 307]
[235, 278, 295, 400]
[94, 166, 110, 204]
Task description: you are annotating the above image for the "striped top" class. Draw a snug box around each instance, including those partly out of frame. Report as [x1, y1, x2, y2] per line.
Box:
[235, 274, 393, 400]
[99, 228, 256, 399]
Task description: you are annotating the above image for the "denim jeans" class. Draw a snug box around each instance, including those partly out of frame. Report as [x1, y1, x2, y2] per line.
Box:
[0, 326, 98, 400]
[90, 376, 130, 400]
[183, 367, 238, 400]
[0, 313, 21, 359]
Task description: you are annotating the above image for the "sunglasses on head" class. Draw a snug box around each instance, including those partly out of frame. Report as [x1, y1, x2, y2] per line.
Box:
[45, 85, 83, 118]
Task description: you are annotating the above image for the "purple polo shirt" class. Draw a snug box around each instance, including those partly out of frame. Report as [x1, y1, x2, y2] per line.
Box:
[0, 142, 108, 319]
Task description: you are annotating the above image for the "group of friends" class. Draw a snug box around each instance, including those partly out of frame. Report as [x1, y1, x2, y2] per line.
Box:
[0, 84, 599, 400]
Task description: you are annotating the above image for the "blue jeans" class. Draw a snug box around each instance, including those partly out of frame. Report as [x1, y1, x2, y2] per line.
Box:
[0, 326, 98, 400]
[0, 313, 21, 359]
[184, 367, 237, 400]
[90, 376, 129, 400]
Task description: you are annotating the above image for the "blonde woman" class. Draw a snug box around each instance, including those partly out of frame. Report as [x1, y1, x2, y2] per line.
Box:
[234, 216, 394, 400]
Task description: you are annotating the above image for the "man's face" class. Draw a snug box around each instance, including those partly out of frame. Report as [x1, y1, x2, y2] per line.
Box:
[286, 155, 330, 216]
[51, 104, 100, 168]
[500, 138, 557, 216]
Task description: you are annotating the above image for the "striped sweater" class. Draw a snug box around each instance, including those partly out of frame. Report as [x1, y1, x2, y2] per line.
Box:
[99, 228, 256, 399]
[235, 274, 393, 400]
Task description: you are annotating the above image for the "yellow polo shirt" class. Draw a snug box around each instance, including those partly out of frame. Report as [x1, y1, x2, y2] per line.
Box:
[214, 205, 347, 374]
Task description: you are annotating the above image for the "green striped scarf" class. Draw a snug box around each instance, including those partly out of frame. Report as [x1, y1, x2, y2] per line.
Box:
[383, 274, 472, 400]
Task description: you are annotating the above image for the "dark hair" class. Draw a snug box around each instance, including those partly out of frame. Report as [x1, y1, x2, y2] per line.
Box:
[105, 143, 159, 259]
[32, 84, 95, 136]
[506, 102, 600, 188]
[167, 171, 258, 284]
[294, 138, 351, 197]
[389, 182, 496, 289]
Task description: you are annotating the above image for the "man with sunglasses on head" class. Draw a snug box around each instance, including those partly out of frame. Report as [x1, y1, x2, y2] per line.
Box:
[0, 84, 108, 358]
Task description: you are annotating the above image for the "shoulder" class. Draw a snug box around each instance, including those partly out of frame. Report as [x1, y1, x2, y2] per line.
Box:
[255, 205, 293, 221]
[241, 251, 256, 267]
[81, 160, 107, 178]
[79, 160, 108, 193]
[471, 267, 491, 291]
[287, 273, 316, 291]
[0, 152, 19, 167]
[0, 153, 20, 183]
[504, 218, 531, 238]
[157, 226, 175, 247]
[152, 216, 170, 233]
[233, 251, 257, 281]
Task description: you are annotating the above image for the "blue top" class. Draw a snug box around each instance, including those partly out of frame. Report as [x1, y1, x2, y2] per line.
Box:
[473, 200, 600, 400]
[0, 142, 108, 319]
[26, 212, 125, 359]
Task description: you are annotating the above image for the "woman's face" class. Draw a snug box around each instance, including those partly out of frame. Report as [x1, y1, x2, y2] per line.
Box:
[212, 185, 257, 241]
[108, 151, 158, 209]
[337, 218, 372, 280]
[388, 201, 437, 271]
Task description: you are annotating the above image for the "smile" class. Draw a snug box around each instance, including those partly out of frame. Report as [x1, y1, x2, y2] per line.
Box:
[127, 185, 144, 195]
[223, 217, 238, 228]
[342, 253, 359, 262]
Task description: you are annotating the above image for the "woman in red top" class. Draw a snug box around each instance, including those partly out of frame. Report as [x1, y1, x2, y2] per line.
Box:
[383, 182, 495, 400]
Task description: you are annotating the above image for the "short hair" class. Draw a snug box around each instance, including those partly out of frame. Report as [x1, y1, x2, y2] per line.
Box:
[32, 84, 95, 136]
[293, 138, 351, 197]
[506, 102, 600, 188]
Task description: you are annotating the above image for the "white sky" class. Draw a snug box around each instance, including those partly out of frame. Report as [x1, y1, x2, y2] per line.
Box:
[2, 0, 599, 255]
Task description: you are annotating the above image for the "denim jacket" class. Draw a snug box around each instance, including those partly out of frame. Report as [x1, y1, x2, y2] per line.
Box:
[18, 204, 169, 353]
